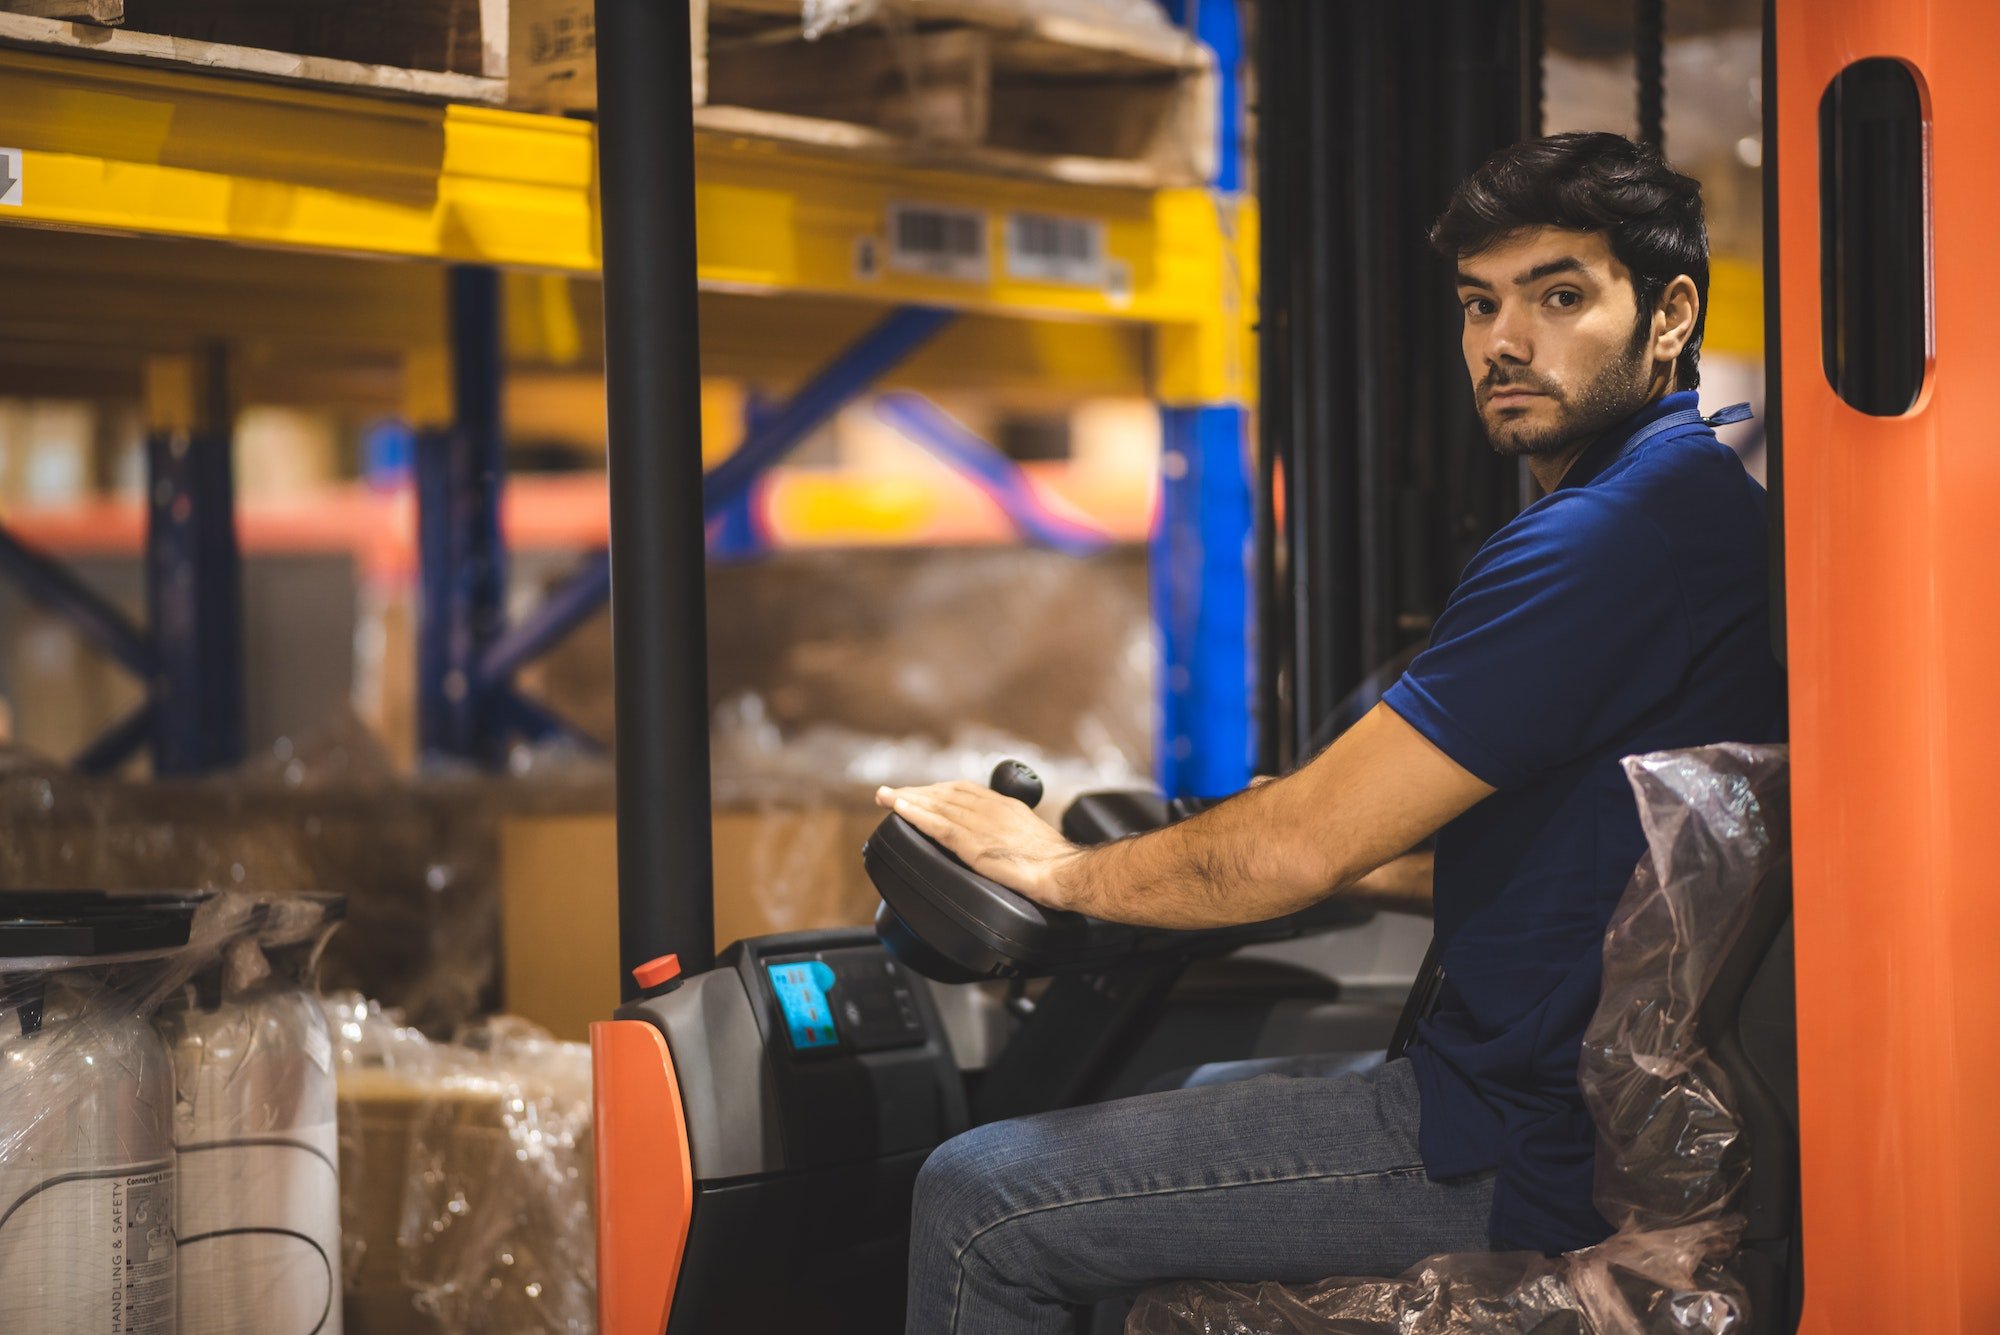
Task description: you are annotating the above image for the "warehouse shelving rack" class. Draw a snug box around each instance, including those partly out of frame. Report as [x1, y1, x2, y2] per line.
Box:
[0, 0, 1255, 793]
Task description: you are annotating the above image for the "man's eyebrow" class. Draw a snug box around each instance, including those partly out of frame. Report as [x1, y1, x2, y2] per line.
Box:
[1454, 257, 1590, 291]
[1511, 256, 1589, 286]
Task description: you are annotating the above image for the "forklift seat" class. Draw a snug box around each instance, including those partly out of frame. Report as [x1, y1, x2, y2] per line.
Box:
[1125, 746, 1799, 1335]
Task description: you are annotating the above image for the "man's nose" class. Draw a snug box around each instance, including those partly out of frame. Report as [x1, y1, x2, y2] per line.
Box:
[1482, 307, 1532, 365]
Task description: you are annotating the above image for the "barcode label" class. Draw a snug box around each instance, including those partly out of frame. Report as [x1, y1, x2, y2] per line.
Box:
[1006, 212, 1107, 287]
[526, 12, 594, 62]
[886, 203, 990, 282]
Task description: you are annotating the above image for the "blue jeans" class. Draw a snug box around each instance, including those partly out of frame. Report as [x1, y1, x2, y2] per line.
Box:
[905, 1057, 1496, 1334]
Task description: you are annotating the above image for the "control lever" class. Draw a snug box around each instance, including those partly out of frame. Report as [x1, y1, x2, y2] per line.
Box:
[988, 759, 1044, 809]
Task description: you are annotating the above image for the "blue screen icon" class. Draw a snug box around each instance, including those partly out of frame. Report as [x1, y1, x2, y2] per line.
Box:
[767, 961, 841, 1050]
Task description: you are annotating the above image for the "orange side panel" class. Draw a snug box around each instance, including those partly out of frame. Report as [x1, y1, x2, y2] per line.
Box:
[592, 1019, 695, 1335]
[1775, 2, 2000, 1331]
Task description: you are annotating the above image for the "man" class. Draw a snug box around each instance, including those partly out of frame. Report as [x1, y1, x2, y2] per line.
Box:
[879, 132, 1786, 1334]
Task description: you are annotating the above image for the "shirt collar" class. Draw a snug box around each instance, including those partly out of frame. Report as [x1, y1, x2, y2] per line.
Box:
[1554, 389, 1700, 493]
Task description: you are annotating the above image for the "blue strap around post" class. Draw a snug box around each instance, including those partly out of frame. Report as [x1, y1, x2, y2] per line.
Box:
[1152, 0, 1253, 798]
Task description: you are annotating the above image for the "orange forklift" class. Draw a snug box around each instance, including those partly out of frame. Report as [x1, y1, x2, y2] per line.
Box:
[585, 0, 2000, 1332]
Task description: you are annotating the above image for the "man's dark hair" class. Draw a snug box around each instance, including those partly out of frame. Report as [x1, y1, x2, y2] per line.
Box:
[1431, 131, 1709, 390]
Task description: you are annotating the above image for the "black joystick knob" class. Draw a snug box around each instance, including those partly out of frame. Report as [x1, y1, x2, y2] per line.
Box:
[989, 759, 1044, 809]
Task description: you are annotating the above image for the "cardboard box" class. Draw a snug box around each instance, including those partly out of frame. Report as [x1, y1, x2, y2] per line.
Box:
[510, 0, 707, 111]
[337, 1061, 594, 1335]
[340, 1071, 458, 1335]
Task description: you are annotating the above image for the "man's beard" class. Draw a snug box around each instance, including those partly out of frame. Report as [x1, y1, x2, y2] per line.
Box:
[1478, 328, 1656, 458]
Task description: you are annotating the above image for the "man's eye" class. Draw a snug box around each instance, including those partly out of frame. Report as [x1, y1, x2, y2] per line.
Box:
[1546, 290, 1582, 309]
[1462, 298, 1494, 317]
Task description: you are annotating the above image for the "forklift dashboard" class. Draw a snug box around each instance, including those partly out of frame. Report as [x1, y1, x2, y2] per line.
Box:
[764, 950, 929, 1055]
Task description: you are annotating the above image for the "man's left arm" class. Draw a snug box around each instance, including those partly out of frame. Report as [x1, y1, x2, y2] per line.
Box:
[876, 702, 1492, 930]
[1348, 851, 1435, 915]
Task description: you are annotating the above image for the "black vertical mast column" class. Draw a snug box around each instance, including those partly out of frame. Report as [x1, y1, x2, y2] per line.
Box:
[595, 0, 716, 989]
[1256, 0, 1537, 770]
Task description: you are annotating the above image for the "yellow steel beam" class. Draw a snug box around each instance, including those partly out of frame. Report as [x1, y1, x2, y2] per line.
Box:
[0, 46, 1251, 404]
[505, 282, 1155, 401]
[1153, 190, 1255, 406]
[0, 49, 600, 271]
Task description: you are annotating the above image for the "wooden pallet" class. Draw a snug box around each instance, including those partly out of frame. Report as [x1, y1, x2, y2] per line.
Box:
[0, 0, 507, 103]
[512, 0, 1218, 188]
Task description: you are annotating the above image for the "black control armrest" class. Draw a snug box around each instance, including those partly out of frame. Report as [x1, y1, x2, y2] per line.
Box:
[866, 812, 1139, 982]
[1061, 790, 1171, 844]
[865, 767, 1375, 984]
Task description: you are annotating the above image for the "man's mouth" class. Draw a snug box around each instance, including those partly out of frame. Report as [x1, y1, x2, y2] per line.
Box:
[1487, 388, 1544, 405]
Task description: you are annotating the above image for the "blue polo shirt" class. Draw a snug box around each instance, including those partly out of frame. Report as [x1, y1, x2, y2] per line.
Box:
[1381, 390, 1786, 1254]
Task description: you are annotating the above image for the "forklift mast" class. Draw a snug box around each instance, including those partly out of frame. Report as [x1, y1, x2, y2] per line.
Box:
[596, 0, 717, 988]
[1255, 1, 1539, 773]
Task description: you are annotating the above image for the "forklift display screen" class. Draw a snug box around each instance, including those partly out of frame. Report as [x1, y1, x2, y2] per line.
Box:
[767, 960, 842, 1050]
[764, 949, 932, 1055]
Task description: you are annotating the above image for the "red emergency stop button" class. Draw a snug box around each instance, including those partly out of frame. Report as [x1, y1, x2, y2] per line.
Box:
[633, 953, 682, 990]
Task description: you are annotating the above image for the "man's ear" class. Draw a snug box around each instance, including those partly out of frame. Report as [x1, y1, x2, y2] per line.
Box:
[1653, 274, 1701, 364]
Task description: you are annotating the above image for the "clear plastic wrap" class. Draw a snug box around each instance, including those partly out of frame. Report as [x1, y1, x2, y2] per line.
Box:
[159, 894, 346, 1335]
[0, 889, 345, 1335]
[1579, 747, 1790, 1241]
[709, 689, 1146, 811]
[1124, 1222, 1746, 1335]
[0, 731, 609, 1036]
[801, 0, 1174, 42]
[801, 0, 881, 40]
[328, 993, 595, 1334]
[0, 923, 190, 1335]
[1129, 744, 1790, 1335]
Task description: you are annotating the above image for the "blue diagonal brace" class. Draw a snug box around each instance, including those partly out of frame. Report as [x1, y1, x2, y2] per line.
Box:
[702, 305, 956, 513]
[0, 523, 155, 678]
[874, 392, 1112, 557]
[478, 549, 610, 691]
[74, 701, 156, 776]
[497, 686, 605, 752]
